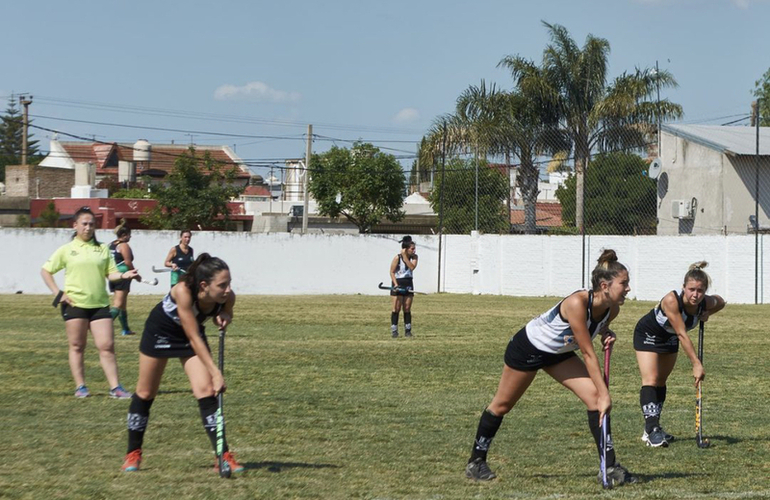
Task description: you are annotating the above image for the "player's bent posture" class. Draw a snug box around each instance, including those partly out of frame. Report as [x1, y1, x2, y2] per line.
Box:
[121, 253, 243, 474]
[109, 220, 141, 336]
[465, 250, 638, 488]
[633, 262, 725, 447]
[40, 206, 137, 399]
[164, 229, 194, 288]
[389, 235, 418, 338]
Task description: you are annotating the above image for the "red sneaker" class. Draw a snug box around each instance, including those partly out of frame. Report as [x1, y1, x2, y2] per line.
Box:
[122, 449, 142, 472]
[215, 450, 244, 473]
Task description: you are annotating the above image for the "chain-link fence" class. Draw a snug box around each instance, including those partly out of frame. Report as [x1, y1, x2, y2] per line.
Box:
[408, 123, 770, 239]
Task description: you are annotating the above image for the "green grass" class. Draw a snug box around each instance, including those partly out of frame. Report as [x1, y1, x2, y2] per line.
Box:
[1, 293, 768, 499]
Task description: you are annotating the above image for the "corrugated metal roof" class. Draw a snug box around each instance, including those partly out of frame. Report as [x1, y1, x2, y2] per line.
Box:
[662, 124, 770, 156]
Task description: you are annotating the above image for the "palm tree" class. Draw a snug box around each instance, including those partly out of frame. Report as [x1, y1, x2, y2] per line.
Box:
[499, 21, 683, 229]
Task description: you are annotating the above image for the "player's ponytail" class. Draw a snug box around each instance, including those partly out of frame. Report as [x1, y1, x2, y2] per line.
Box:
[183, 253, 229, 296]
[591, 249, 627, 291]
[114, 218, 130, 238]
[684, 261, 711, 290]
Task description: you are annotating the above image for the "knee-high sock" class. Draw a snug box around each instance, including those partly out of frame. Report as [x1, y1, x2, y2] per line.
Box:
[587, 410, 616, 467]
[127, 394, 154, 453]
[404, 312, 412, 333]
[110, 307, 120, 320]
[470, 408, 504, 462]
[640, 385, 661, 433]
[199, 396, 228, 454]
[656, 385, 667, 418]
[391, 311, 399, 334]
[118, 309, 130, 331]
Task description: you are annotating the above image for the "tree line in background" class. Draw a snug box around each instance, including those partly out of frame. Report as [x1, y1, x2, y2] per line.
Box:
[0, 95, 41, 183]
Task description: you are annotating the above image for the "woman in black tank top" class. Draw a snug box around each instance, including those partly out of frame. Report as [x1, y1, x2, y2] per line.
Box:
[633, 262, 725, 448]
[164, 229, 194, 288]
[121, 253, 244, 475]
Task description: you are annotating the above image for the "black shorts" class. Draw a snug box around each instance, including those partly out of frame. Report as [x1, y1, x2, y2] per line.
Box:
[109, 278, 132, 293]
[391, 278, 414, 297]
[504, 327, 578, 371]
[140, 326, 211, 359]
[633, 322, 679, 354]
[61, 305, 112, 322]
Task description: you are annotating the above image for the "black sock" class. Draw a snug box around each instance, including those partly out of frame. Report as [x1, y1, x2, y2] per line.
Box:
[391, 312, 399, 333]
[656, 385, 667, 420]
[640, 385, 661, 433]
[404, 312, 412, 333]
[587, 410, 616, 467]
[127, 394, 154, 453]
[198, 396, 228, 454]
[469, 408, 504, 462]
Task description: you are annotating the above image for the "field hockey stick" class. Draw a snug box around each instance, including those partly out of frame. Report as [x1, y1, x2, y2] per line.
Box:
[151, 265, 172, 273]
[377, 282, 427, 295]
[216, 328, 231, 478]
[696, 320, 711, 448]
[600, 345, 613, 489]
[139, 278, 159, 286]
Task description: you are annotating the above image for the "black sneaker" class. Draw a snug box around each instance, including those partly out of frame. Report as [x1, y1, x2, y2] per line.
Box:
[391, 330, 399, 338]
[641, 427, 669, 447]
[660, 426, 675, 442]
[598, 462, 638, 487]
[465, 458, 496, 481]
[405, 330, 412, 337]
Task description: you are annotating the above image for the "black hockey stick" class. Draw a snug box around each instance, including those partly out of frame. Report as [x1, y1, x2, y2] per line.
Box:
[377, 282, 427, 295]
[696, 320, 711, 448]
[216, 328, 232, 478]
[600, 346, 613, 489]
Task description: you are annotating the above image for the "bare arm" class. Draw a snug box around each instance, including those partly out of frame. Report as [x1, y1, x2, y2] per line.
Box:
[164, 247, 178, 270]
[401, 249, 418, 271]
[118, 243, 142, 281]
[41, 268, 71, 305]
[562, 293, 611, 420]
[390, 256, 399, 287]
[661, 293, 703, 386]
[700, 294, 726, 322]
[173, 285, 225, 394]
[214, 291, 236, 330]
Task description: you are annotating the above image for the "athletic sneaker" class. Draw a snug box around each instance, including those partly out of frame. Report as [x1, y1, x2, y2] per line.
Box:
[74, 385, 91, 398]
[121, 330, 136, 336]
[215, 451, 245, 473]
[598, 462, 638, 487]
[465, 457, 496, 481]
[109, 385, 132, 399]
[405, 330, 413, 337]
[659, 427, 675, 442]
[122, 449, 142, 472]
[641, 427, 669, 447]
[392, 330, 399, 338]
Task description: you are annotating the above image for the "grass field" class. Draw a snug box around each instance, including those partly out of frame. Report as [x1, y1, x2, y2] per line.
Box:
[1, 293, 768, 500]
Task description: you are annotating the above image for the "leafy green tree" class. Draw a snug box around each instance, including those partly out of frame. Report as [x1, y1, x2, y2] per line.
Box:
[555, 152, 656, 235]
[308, 142, 406, 233]
[499, 22, 683, 229]
[428, 158, 509, 234]
[38, 202, 61, 227]
[142, 147, 244, 230]
[753, 68, 770, 126]
[0, 95, 40, 181]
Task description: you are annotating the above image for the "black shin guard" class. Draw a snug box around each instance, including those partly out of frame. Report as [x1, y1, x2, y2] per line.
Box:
[404, 312, 412, 333]
[198, 396, 227, 454]
[127, 394, 154, 453]
[656, 385, 667, 414]
[391, 311, 399, 334]
[587, 410, 616, 467]
[470, 408, 504, 462]
[640, 385, 661, 433]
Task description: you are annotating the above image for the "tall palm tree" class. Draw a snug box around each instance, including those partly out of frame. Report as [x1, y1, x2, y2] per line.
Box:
[499, 21, 683, 229]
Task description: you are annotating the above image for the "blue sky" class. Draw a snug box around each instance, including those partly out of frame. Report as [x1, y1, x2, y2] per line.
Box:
[2, 0, 769, 175]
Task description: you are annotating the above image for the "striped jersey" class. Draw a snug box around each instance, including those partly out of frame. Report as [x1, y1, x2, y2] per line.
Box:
[525, 290, 611, 354]
[639, 290, 705, 335]
[394, 255, 414, 279]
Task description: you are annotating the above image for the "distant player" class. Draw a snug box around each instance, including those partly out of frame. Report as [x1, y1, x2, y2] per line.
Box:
[109, 219, 140, 335]
[464, 249, 637, 488]
[633, 262, 725, 447]
[164, 229, 194, 288]
[40, 206, 136, 399]
[389, 236, 418, 338]
[121, 253, 243, 474]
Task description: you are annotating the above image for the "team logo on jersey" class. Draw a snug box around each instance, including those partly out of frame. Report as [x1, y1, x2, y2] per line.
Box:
[563, 335, 575, 346]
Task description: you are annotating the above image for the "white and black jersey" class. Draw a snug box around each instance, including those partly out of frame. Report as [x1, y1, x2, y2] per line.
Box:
[139, 292, 222, 358]
[525, 290, 611, 355]
[634, 290, 705, 353]
[394, 255, 414, 280]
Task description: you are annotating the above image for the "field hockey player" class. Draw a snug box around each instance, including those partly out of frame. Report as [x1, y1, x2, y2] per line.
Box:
[389, 235, 418, 338]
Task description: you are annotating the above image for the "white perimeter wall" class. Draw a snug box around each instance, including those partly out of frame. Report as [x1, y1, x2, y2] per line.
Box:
[2, 229, 769, 304]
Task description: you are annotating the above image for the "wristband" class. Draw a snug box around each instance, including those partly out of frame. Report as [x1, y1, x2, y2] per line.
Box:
[52, 291, 63, 308]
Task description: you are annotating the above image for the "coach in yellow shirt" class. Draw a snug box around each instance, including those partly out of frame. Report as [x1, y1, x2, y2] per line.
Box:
[41, 207, 139, 399]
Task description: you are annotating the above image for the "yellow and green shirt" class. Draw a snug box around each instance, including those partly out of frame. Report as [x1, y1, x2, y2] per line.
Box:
[42, 238, 118, 309]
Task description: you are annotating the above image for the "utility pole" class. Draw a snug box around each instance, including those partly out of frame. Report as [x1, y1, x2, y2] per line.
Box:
[19, 95, 33, 166]
[302, 124, 312, 234]
[754, 100, 760, 304]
